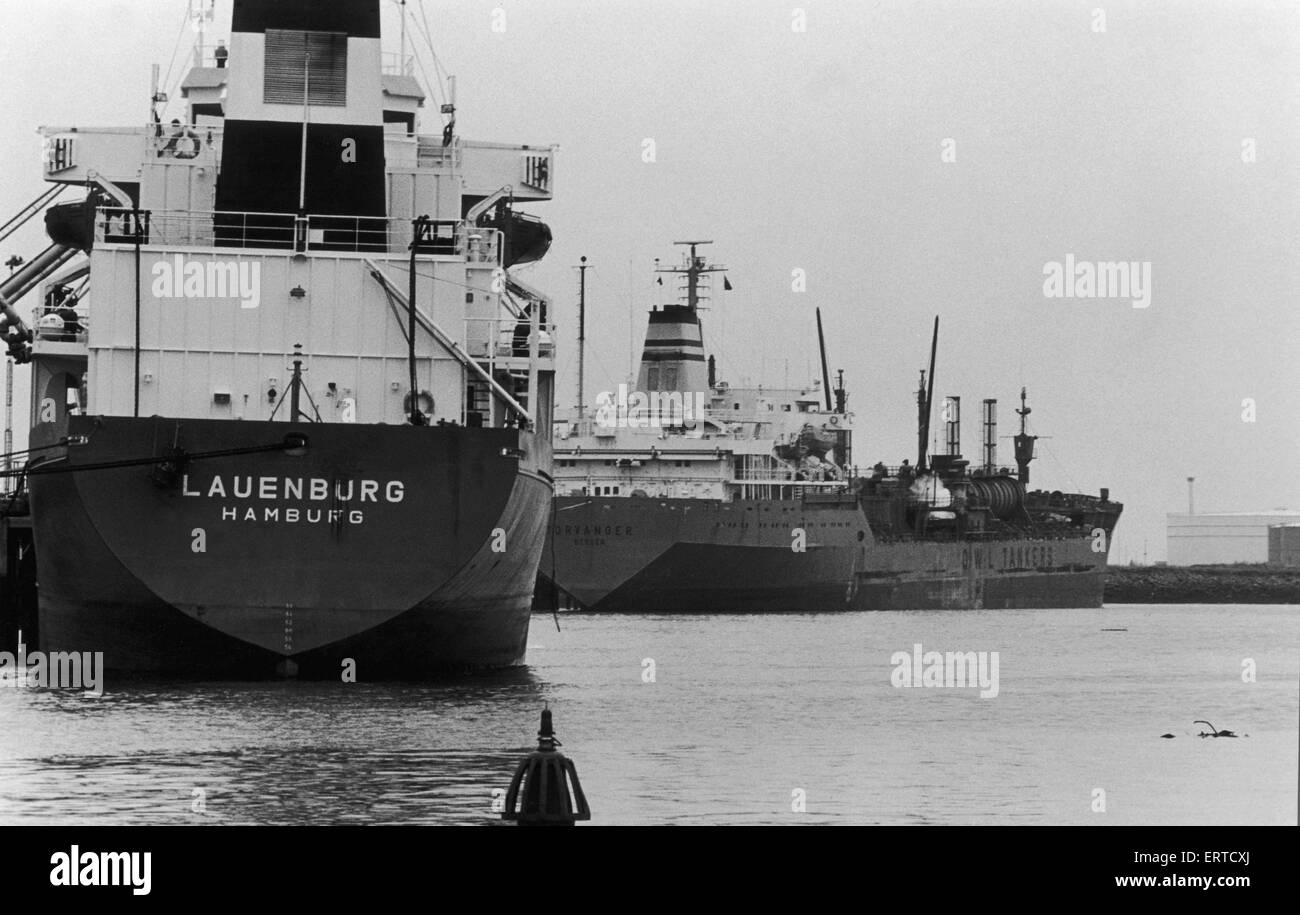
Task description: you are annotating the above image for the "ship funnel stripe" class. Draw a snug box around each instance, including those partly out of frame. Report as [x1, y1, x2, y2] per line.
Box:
[648, 308, 701, 326]
[231, 0, 381, 38]
[642, 338, 703, 348]
[643, 326, 702, 340]
[640, 352, 706, 362]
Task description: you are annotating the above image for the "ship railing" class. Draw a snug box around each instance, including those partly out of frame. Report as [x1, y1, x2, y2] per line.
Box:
[94, 207, 501, 260]
[853, 463, 938, 479]
[384, 135, 462, 169]
[555, 414, 848, 446]
[729, 477, 849, 489]
[188, 51, 232, 69]
[970, 466, 1019, 478]
[415, 136, 462, 170]
[382, 52, 417, 76]
[704, 405, 851, 422]
[873, 529, 1075, 545]
[685, 407, 853, 431]
[492, 321, 557, 359]
[458, 316, 557, 361]
[30, 305, 88, 344]
[852, 463, 1028, 480]
[553, 415, 767, 440]
[731, 468, 849, 484]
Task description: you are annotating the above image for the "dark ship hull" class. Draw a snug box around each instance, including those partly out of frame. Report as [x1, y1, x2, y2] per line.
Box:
[28, 415, 550, 676]
[541, 493, 1116, 612]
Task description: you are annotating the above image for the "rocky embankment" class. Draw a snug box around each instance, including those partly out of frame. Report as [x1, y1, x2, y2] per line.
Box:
[1105, 564, 1300, 604]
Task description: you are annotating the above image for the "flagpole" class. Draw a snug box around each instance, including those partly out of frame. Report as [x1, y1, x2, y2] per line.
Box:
[299, 50, 310, 212]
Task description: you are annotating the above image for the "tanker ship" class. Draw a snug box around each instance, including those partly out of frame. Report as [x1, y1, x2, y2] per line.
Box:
[0, 0, 560, 676]
[541, 242, 1121, 612]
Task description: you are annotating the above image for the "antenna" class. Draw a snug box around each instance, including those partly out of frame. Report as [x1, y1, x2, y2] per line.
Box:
[399, 0, 408, 72]
[189, 0, 215, 68]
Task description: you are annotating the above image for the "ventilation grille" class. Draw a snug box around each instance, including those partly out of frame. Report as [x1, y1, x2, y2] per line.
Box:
[264, 30, 348, 106]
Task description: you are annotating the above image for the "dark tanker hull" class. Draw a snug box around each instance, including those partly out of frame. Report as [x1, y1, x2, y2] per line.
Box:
[27, 415, 551, 677]
[540, 494, 1115, 612]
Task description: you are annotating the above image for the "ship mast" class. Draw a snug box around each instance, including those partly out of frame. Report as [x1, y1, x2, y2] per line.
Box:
[815, 307, 832, 411]
[1013, 386, 1037, 485]
[399, 0, 408, 73]
[656, 240, 726, 312]
[576, 256, 588, 417]
[917, 316, 938, 469]
[190, 0, 214, 69]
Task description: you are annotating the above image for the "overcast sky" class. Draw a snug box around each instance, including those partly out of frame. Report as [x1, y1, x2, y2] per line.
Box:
[1, 0, 1297, 563]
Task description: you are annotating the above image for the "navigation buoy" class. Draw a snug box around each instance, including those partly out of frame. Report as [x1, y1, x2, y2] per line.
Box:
[501, 707, 591, 826]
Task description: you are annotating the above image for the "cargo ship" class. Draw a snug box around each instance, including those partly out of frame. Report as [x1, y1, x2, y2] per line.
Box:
[541, 242, 1121, 612]
[0, 0, 559, 676]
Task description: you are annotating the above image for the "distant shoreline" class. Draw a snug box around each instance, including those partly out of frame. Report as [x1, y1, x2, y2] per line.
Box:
[1105, 564, 1300, 604]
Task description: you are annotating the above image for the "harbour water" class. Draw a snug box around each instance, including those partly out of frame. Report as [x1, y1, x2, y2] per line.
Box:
[0, 604, 1294, 826]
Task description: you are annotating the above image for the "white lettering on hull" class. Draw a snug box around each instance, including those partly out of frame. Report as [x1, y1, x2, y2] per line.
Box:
[180, 473, 402, 527]
[211, 506, 367, 525]
[181, 475, 405, 503]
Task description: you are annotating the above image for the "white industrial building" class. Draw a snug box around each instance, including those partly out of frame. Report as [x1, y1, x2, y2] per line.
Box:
[1269, 524, 1300, 567]
[1166, 512, 1300, 565]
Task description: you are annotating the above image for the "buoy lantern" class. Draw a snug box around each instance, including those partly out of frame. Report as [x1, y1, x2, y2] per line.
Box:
[502, 708, 591, 826]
